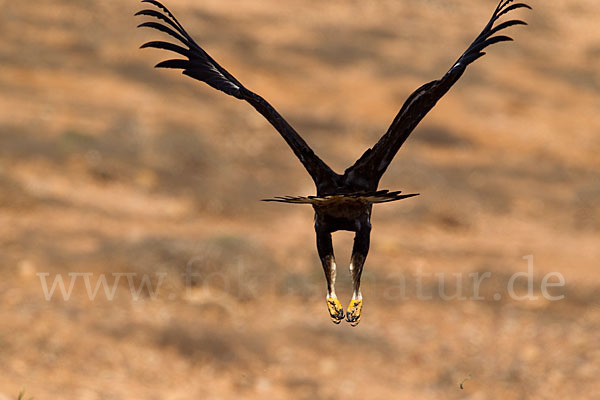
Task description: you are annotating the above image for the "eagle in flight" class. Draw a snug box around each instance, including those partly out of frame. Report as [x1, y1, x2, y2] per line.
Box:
[137, 0, 530, 326]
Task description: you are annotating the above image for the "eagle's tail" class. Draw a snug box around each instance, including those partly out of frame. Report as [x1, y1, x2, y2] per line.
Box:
[262, 190, 419, 205]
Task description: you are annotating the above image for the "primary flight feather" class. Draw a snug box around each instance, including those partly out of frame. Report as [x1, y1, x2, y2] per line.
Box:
[137, 0, 530, 326]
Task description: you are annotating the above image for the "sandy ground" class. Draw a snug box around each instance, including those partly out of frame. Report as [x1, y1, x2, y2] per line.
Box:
[1, 0, 599, 399]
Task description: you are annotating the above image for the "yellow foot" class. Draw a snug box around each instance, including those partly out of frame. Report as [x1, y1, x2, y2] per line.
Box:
[346, 298, 363, 326]
[326, 297, 345, 324]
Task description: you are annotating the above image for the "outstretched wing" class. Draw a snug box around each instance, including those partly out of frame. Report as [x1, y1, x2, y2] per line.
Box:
[345, 0, 531, 188]
[136, 0, 338, 190]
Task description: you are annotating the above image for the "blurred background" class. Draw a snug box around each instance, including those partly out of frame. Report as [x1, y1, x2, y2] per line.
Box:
[1, 0, 599, 398]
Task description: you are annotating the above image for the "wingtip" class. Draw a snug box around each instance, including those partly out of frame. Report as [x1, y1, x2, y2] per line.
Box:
[261, 196, 284, 202]
[154, 60, 176, 69]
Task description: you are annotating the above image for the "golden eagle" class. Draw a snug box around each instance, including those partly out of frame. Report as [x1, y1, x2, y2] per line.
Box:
[137, 0, 530, 326]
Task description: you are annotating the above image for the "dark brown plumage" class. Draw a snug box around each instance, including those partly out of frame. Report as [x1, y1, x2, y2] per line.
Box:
[137, 0, 530, 326]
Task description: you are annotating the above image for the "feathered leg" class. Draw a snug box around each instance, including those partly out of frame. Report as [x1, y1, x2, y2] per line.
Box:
[315, 225, 344, 324]
[346, 223, 371, 326]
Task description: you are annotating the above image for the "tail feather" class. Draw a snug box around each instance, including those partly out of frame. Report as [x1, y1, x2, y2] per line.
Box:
[262, 190, 419, 205]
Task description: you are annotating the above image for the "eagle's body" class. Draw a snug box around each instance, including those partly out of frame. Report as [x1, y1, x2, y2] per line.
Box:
[137, 0, 530, 325]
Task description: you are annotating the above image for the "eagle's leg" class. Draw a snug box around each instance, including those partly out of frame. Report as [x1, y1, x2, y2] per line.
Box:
[346, 222, 371, 326]
[316, 225, 344, 324]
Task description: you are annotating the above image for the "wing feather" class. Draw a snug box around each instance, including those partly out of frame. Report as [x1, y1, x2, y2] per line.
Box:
[141, 40, 191, 57]
[137, 1, 338, 190]
[345, 0, 530, 188]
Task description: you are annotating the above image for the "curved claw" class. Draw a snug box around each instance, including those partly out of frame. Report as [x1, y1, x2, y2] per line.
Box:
[326, 297, 345, 324]
[346, 299, 363, 327]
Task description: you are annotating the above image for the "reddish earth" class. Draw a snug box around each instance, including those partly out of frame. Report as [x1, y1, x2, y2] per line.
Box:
[1, 0, 599, 399]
